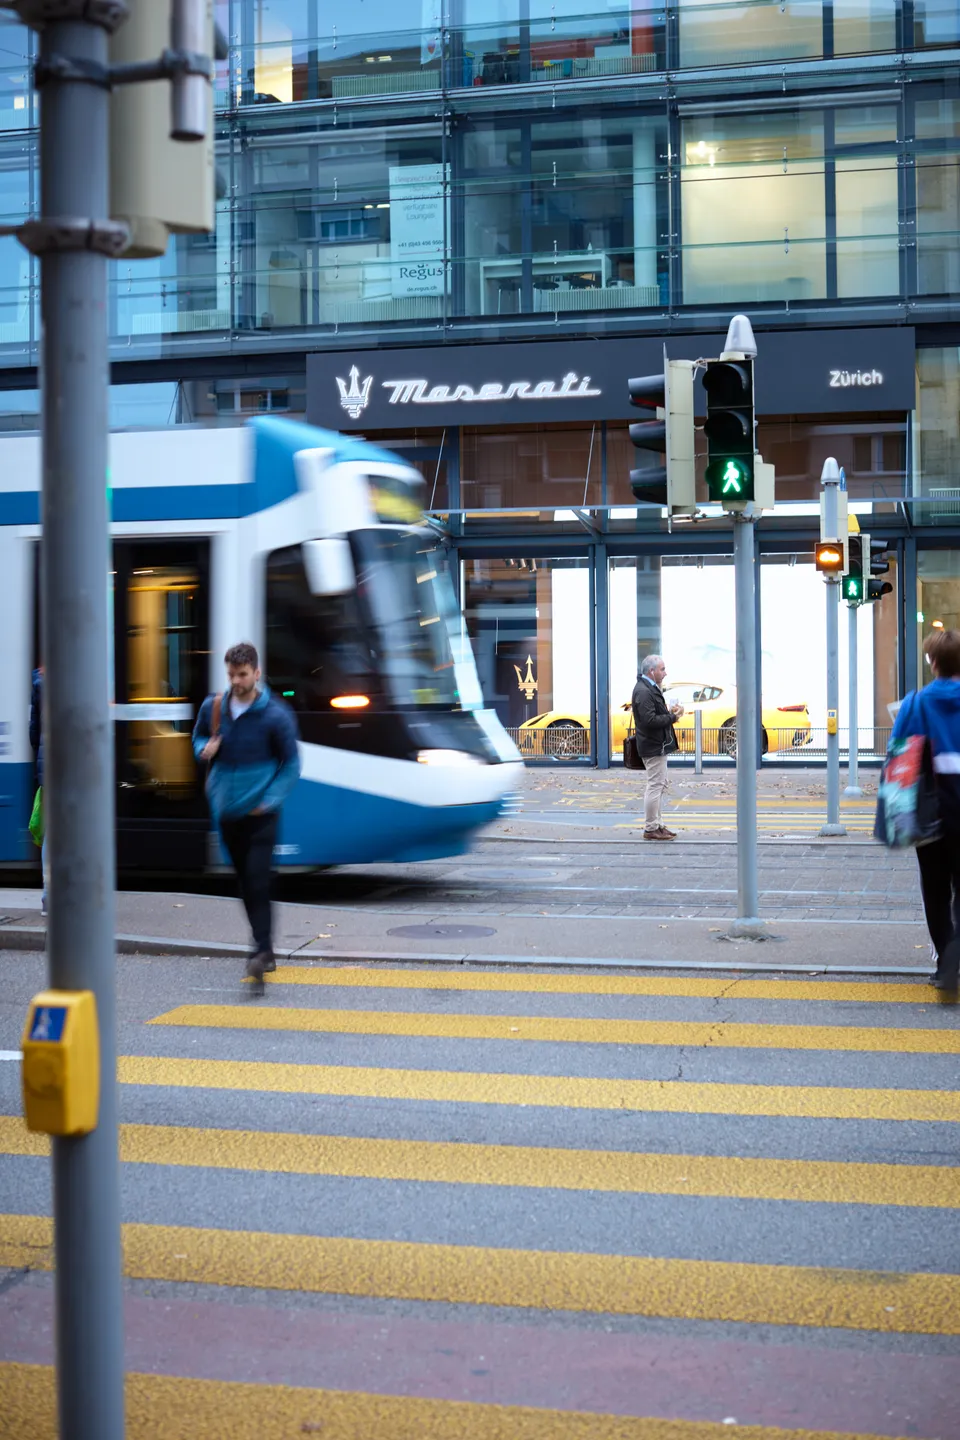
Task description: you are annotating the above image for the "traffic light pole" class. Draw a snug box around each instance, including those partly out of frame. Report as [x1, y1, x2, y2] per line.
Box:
[844, 601, 863, 798]
[819, 462, 847, 837]
[732, 510, 763, 935]
[12, 4, 129, 1437]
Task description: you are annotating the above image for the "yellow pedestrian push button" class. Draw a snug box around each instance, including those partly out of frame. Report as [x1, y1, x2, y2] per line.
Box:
[21, 990, 100, 1136]
[826, 709, 839, 736]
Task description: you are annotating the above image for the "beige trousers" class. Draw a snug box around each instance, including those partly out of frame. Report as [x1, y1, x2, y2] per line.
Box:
[643, 755, 670, 832]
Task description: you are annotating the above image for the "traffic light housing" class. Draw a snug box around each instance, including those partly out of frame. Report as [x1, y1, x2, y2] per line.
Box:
[843, 534, 864, 602]
[815, 541, 845, 575]
[628, 359, 696, 515]
[866, 537, 893, 601]
[110, 0, 216, 258]
[703, 358, 755, 507]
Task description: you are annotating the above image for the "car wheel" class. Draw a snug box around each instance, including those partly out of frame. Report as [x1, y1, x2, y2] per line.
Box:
[546, 720, 586, 758]
[719, 719, 737, 758]
[761, 727, 769, 755]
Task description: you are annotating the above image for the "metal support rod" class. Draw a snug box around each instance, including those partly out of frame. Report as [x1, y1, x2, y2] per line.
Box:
[733, 512, 761, 932]
[819, 460, 847, 836]
[694, 706, 703, 775]
[844, 601, 863, 798]
[39, 16, 125, 1440]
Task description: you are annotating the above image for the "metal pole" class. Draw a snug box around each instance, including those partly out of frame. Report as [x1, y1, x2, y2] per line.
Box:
[733, 511, 762, 933]
[844, 601, 863, 798]
[35, 11, 126, 1439]
[819, 460, 847, 837]
[694, 706, 703, 775]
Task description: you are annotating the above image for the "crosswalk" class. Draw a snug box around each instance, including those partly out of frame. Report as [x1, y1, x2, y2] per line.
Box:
[1, 960, 957, 1438]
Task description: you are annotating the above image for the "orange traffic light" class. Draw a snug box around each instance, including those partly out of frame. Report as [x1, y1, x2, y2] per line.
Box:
[815, 541, 845, 575]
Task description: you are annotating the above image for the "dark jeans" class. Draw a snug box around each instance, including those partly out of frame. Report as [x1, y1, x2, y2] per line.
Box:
[220, 811, 278, 956]
[916, 832, 960, 960]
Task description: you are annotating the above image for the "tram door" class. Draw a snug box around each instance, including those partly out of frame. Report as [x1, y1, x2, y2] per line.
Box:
[113, 540, 210, 870]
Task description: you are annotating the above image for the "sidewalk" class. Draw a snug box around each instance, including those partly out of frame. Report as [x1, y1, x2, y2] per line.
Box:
[0, 882, 933, 976]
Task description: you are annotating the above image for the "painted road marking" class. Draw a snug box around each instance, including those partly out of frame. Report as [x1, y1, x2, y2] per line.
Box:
[0, 1362, 915, 1440]
[2, 1212, 958, 1334]
[259, 967, 938, 1005]
[114, 1054, 960, 1121]
[0, 1051, 21, 1062]
[149, 1005, 960, 1056]
[1, 1115, 956, 1209]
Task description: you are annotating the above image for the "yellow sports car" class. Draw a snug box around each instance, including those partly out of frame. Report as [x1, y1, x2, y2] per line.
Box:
[517, 682, 810, 758]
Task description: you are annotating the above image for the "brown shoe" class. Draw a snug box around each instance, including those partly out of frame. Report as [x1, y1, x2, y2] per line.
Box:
[657, 826, 677, 839]
[643, 829, 672, 840]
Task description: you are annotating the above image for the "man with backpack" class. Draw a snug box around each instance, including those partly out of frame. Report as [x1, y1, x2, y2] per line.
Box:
[193, 642, 301, 989]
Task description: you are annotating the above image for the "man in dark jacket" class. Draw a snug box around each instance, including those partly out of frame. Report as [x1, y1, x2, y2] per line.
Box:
[632, 654, 684, 841]
[193, 641, 301, 989]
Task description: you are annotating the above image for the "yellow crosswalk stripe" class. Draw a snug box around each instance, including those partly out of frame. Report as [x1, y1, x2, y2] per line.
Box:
[149, 1004, 960, 1055]
[2, 1212, 957, 1334]
[115, 1054, 960, 1122]
[2, 1114, 956, 1209]
[261, 967, 937, 1004]
[0, 1362, 915, 1440]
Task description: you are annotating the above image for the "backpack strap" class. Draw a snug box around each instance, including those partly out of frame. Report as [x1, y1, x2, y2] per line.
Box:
[212, 692, 223, 737]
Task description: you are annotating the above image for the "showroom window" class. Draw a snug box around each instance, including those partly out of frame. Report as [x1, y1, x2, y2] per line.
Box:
[463, 556, 592, 756]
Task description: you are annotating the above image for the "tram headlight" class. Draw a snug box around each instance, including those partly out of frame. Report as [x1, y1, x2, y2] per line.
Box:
[416, 749, 485, 767]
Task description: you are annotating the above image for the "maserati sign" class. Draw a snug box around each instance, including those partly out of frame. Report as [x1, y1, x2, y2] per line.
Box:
[309, 330, 916, 430]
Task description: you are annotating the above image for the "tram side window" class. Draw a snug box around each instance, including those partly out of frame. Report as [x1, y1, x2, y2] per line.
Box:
[265, 545, 379, 711]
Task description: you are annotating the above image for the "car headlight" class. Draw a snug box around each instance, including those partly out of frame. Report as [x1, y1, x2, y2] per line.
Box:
[416, 749, 485, 767]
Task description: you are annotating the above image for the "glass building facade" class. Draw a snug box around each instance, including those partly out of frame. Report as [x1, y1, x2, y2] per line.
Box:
[1, 0, 959, 763]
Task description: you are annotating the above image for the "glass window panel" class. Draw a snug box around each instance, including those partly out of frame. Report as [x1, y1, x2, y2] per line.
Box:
[761, 555, 895, 758]
[918, 554, 960, 690]
[242, 125, 445, 330]
[678, 0, 821, 67]
[833, 0, 896, 55]
[460, 424, 602, 509]
[915, 99, 960, 142]
[835, 155, 900, 298]
[834, 106, 898, 147]
[917, 152, 960, 297]
[917, 350, 960, 515]
[758, 419, 906, 501]
[681, 113, 826, 306]
[0, 15, 31, 132]
[464, 115, 665, 317]
[914, 0, 960, 48]
[0, 137, 32, 348]
[463, 556, 591, 757]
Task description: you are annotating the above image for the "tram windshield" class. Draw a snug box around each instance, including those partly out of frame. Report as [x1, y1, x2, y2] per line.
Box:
[352, 529, 461, 709]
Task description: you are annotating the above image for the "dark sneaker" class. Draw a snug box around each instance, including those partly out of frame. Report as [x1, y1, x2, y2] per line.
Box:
[643, 829, 672, 841]
[933, 938, 960, 991]
[245, 950, 268, 996]
[261, 952, 276, 974]
[657, 826, 677, 839]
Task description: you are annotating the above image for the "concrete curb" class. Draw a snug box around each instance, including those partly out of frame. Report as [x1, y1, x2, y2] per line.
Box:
[0, 925, 931, 976]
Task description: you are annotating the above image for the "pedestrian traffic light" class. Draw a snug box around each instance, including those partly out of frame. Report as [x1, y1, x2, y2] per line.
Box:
[628, 358, 696, 515]
[815, 541, 845, 575]
[843, 534, 864, 602]
[703, 358, 755, 507]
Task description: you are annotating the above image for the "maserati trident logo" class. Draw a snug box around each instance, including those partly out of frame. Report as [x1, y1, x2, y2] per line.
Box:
[336, 365, 373, 419]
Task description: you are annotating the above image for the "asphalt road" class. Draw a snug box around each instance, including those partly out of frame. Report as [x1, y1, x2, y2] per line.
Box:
[1, 948, 958, 1438]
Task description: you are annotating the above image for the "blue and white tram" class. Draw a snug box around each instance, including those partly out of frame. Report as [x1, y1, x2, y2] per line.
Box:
[0, 417, 522, 871]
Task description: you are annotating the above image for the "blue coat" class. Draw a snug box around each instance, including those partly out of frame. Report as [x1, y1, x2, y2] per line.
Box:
[192, 685, 301, 824]
[891, 677, 960, 834]
[29, 668, 43, 786]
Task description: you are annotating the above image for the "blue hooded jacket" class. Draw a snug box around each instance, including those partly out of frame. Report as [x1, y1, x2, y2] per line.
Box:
[891, 677, 960, 833]
[192, 685, 301, 824]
